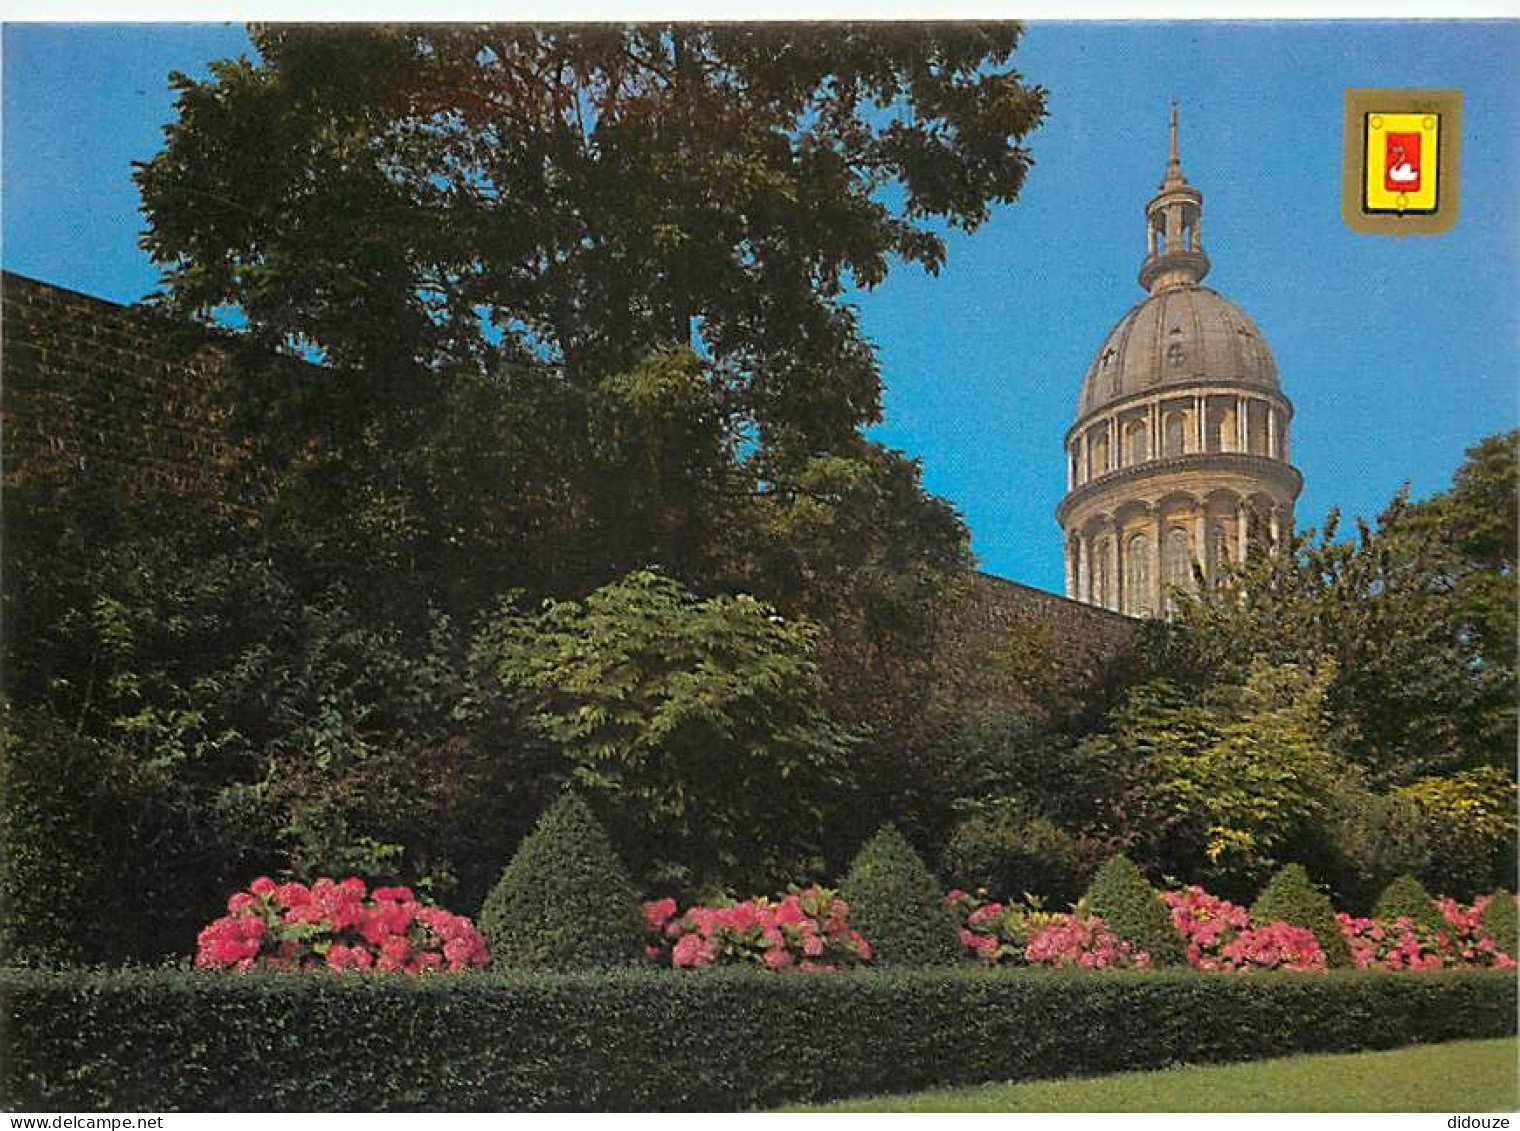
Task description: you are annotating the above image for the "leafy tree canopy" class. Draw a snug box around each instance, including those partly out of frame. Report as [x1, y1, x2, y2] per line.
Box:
[1164, 430, 1518, 786]
[137, 23, 1046, 453]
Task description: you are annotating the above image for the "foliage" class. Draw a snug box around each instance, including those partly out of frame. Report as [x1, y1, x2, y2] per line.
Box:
[473, 569, 854, 895]
[840, 825, 961, 967]
[641, 886, 871, 971]
[1479, 890, 1518, 961]
[1080, 664, 1337, 898]
[137, 26, 1045, 424]
[1371, 874, 1445, 936]
[1317, 778, 1432, 914]
[477, 792, 645, 971]
[6, 966, 1515, 1111]
[1252, 865, 1352, 969]
[941, 799, 1086, 906]
[195, 876, 488, 973]
[1082, 854, 1185, 966]
[1392, 767, 1518, 900]
[1166, 431, 1518, 786]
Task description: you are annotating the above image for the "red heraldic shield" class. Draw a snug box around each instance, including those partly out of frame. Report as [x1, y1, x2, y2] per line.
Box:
[1384, 131, 1422, 193]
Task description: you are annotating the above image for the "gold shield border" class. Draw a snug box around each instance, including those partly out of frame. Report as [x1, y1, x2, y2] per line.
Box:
[1343, 88, 1462, 236]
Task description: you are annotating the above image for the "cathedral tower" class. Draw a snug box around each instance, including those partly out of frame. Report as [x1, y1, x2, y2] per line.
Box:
[1056, 105, 1302, 615]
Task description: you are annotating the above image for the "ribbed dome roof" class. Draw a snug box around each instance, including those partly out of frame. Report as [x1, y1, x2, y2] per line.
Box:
[1076, 285, 1279, 420]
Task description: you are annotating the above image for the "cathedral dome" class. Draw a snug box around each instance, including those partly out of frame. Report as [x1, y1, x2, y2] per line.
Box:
[1076, 286, 1279, 421]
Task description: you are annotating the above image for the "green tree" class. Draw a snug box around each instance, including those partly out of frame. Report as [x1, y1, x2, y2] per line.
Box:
[472, 569, 854, 895]
[1167, 431, 1517, 786]
[1372, 873, 1444, 936]
[1079, 662, 1338, 897]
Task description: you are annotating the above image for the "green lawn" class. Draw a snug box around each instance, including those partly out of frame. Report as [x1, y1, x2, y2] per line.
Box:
[783, 1038, 1519, 1112]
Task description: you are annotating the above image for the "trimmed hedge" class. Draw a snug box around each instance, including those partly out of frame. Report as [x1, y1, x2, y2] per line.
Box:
[840, 825, 961, 967]
[1254, 864, 1353, 968]
[1084, 854, 1185, 966]
[1373, 874, 1445, 936]
[478, 792, 644, 971]
[3, 966, 1513, 1111]
[1481, 889, 1517, 958]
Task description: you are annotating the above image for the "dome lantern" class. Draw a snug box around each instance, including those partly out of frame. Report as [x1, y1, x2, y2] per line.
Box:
[1139, 102, 1211, 294]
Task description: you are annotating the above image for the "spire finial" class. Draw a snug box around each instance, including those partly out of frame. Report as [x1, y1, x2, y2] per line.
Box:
[1164, 99, 1186, 188]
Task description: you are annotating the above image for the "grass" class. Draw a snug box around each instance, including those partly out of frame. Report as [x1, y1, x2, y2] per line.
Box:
[782, 1038, 1520, 1112]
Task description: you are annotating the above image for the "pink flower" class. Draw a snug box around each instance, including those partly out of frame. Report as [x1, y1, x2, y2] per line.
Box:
[249, 876, 277, 896]
[763, 946, 793, 969]
[642, 897, 678, 933]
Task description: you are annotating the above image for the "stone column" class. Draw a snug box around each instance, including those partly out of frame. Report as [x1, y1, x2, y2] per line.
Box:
[1149, 399, 1161, 461]
[1267, 406, 1279, 459]
[1153, 510, 1167, 613]
[1237, 397, 1248, 453]
[1236, 503, 1249, 562]
[1065, 534, 1077, 598]
[1080, 532, 1092, 604]
[1269, 505, 1282, 548]
[1195, 395, 1207, 451]
[1107, 417, 1116, 473]
[1194, 509, 1209, 586]
[1112, 524, 1125, 614]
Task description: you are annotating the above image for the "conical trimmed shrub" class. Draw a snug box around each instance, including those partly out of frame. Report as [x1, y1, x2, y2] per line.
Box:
[1252, 863, 1351, 967]
[1083, 854, 1184, 966]
[840, 824, 960, 967]
[1480, 888, 1518, 959]
[1373, 873, 1444, 935]
[479, 791, 645, 970]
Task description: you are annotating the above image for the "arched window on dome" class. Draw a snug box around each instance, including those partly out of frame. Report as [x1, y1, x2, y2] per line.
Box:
[1164, 411, 1185, 457]
[1091, 432, 1110, 478]
[1125, 533, 1151, 617]
[1164, 527, 1193, 608]
[1128, 421, 1149, 466]
[1093, 538, 1112, 609]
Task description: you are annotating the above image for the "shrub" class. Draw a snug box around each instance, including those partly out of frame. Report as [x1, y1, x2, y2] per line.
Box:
[1372, 873, 1445, 936]
[1083, 854, 1185, 966]
[478, 792, 644, 970]
[1252, 864, 1352, 968]
[1337, 912, 1445, 971]
[1435, 895, 1518, 969]
[4, 966, 1514, 1111]
[942, 802, 1085, 906]
[840, 825, 960, 967]
[946, 891, 1147, 968]
[1480, 888, 1518, 959]
[195, 876, 488, 973]
[642, 886, 872, 971]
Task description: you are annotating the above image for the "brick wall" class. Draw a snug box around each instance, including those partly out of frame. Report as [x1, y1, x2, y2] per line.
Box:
[2, 271, 267, 512]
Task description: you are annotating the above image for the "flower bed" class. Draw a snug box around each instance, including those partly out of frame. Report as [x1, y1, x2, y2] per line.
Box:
[1166, 887, 1326, 972]
[195, 876, 489, 974]
[946, 890, 1150, 968]
[642, 886, 872, 971]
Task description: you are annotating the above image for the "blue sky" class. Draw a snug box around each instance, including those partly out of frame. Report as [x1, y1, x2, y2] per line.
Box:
[4, 22, 1517, 594]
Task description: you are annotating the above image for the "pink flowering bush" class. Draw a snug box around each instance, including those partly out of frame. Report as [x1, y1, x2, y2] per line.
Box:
[1164, 886, 1326, 973]
[643, 886, 872, 972]
[947, 889, 1150, 969]
[195, 876, 490, 974]
[1337, 896, 1515, 971]
[1433, 895, 1517, 969]
[1338, 912, 1445, 971]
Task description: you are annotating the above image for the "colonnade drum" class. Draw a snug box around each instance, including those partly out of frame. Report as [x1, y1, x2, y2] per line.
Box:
[1055, 105, 1302, 617]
